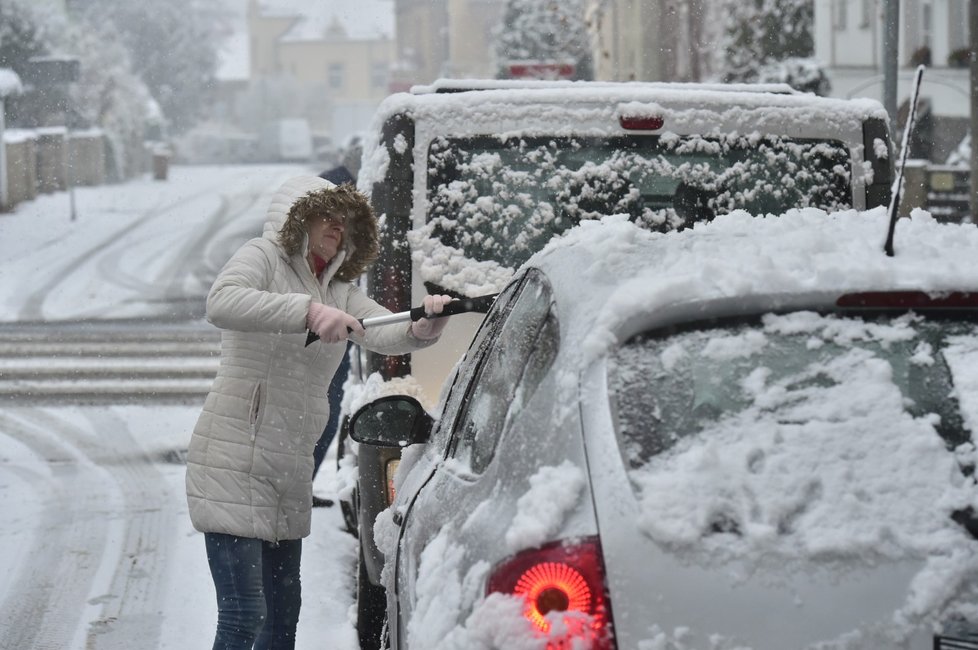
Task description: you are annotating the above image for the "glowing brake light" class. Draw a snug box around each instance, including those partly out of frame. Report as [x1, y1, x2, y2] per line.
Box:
[487, 537, 615, 649]
[515, 562, 592, 633]
[619, 115, 664, 130]
[385, 459, 399, 505]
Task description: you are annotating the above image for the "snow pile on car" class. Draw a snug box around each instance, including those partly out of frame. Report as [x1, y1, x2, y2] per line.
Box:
[532, 207, 978, 365]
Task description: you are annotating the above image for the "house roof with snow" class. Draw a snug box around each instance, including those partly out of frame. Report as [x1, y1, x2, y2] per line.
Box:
[257, 0, 394, 42]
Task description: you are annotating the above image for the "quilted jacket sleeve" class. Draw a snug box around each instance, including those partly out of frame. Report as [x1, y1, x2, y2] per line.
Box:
[342, 282, 438, 355]
[206, 239, 310, 333]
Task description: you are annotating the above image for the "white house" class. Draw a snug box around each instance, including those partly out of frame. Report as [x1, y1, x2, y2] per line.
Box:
[814, 0, 970, 161]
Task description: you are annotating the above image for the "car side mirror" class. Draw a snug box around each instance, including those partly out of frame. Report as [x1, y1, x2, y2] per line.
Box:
[349, 395, 434, 447]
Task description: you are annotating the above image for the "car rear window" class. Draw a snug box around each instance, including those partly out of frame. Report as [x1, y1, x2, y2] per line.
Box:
[426, 134, 852, 269]
[607, 311, 978, 470]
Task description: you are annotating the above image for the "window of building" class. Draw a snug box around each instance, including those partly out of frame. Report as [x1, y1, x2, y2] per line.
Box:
[922, 2, 933, 47]
[328, 63, 344, 89]
[949, 0, 968, 52]
[835, 0, 848, 30]
[371, 62, 388, 89]
[860, 0, 873, 28]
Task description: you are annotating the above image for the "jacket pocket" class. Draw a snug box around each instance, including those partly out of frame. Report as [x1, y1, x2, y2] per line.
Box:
[249, 381, 265, 441]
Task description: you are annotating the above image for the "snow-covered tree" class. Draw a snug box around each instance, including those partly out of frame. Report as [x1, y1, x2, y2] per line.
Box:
[77, 0, 230, 134]
[60, 19, 156, 180]
[721, 0, 814, 84]
[493, 0, 593, 80]
[756, 57, 831, 95]
[0, 0, 66, 127]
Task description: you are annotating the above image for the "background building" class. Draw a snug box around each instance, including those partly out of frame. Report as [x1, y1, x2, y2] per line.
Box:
[814, 0, 970, 162]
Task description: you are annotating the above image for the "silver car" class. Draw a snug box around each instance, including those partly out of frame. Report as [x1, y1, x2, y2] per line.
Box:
[350, 209, 978, 650]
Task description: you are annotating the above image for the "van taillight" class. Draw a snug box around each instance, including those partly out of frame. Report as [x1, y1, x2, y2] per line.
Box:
[486, 537, 615, 649]
[619, 115, 664, 130]
[385, 459, 399, 505]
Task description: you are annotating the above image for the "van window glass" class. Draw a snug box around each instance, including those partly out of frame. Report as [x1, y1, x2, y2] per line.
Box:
[426, 134, 851, 269]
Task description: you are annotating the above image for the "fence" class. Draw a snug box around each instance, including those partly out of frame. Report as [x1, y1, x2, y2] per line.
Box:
[2, 129, 111, 211]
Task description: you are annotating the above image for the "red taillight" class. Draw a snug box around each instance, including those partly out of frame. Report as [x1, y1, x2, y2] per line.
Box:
[385, 459, 399, 505]
[618, 115, 664, 130]
[487, 537, 615, 649]
[837, 291, 978, 309]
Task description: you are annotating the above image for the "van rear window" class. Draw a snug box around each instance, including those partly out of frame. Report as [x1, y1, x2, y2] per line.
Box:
[426, 134, 851, 269]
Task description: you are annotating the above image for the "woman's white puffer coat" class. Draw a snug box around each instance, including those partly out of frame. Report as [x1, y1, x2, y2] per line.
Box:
[185, 176, 432, 542]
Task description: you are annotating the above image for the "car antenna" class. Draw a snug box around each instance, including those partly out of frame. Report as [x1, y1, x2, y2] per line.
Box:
[883, 64, 926, 257]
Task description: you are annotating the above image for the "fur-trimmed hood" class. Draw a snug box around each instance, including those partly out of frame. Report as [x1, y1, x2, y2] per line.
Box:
[262, 175, 378, 282]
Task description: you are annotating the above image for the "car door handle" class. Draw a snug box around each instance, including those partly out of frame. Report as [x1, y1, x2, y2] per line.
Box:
[392, 511, 404, 527]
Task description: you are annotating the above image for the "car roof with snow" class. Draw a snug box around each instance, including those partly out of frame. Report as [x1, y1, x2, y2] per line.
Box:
[384, 78, 886, 122]
[358, 79, 890, 193]
[526, 208, 978, 370]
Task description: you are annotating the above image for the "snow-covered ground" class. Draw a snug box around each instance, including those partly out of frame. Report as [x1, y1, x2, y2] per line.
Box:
[0, 164, 360, 649]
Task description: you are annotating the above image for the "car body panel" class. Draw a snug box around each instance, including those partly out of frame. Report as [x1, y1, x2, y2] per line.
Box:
[580, 359, 936, 649]
[366, 209, 978, 648]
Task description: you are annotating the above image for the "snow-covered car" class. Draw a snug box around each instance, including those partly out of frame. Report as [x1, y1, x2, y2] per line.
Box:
[344, 78, 896, 648]
[349, 207, 978, 650]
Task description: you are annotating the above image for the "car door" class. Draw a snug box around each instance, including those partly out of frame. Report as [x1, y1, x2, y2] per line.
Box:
[390, 269, 559, 649]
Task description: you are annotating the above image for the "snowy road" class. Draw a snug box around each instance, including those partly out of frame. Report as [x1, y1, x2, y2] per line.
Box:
[0, 165, 362, 649]
[1, 165, 303, 323]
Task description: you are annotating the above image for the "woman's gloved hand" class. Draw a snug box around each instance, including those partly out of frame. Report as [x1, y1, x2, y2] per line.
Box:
[411, 294, 453, 340]
[307, 303, 364, 343]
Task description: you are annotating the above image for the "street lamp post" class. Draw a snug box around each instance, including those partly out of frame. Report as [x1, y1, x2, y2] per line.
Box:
[970, 0, 978, 220]
[882, 0, 900, 139]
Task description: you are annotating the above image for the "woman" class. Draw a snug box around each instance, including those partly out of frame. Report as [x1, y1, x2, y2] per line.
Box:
[185, 175, 450, 650]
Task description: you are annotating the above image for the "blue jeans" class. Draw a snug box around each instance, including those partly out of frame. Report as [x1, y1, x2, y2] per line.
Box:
[204, 533, 302, 650]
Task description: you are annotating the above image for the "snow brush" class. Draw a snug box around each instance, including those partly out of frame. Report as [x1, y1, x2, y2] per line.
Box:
[305, 293, 498, 346]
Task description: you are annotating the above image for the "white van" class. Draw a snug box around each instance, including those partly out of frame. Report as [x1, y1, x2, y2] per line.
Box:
[356, 79, 893, 402]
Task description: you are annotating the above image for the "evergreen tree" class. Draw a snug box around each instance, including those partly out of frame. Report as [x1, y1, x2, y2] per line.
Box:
[721, 0, 814, 83]
[493, 0, 593, 80]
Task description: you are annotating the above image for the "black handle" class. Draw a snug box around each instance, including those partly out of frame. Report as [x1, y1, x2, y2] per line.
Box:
[407, 293, 498, 322]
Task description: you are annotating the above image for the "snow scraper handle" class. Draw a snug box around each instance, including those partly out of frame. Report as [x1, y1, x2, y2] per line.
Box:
[305, 293, 498, 346]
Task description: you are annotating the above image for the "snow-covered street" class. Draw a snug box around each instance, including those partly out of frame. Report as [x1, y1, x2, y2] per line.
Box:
[0, 164, 361, 650]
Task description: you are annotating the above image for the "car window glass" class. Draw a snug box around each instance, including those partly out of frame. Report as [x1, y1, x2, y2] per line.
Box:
[429, 278, 522, 453]
[608, 311, 978, 470]
[426, 134, 852, 270]
[448, 271, 558, 474]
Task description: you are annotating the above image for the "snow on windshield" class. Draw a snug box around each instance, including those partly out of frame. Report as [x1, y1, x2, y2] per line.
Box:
[360, 85, 883, 298]
[408, 131, 851, 295]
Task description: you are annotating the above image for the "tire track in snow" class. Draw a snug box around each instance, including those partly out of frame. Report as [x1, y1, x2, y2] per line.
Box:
[17, 188, 218, 322]
[0, 410, 121, 650]
[0, 407, 182, 649]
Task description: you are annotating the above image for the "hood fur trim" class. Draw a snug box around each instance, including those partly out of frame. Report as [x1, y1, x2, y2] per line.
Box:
[277, 184, 378, 282]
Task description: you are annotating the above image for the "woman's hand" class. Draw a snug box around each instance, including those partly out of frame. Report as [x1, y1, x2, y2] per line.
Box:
[307, 303, 364, 343]
[411, 294, 453, 340]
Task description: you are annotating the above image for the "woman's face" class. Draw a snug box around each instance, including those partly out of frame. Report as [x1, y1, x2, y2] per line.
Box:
[307, 213, 345, 261]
